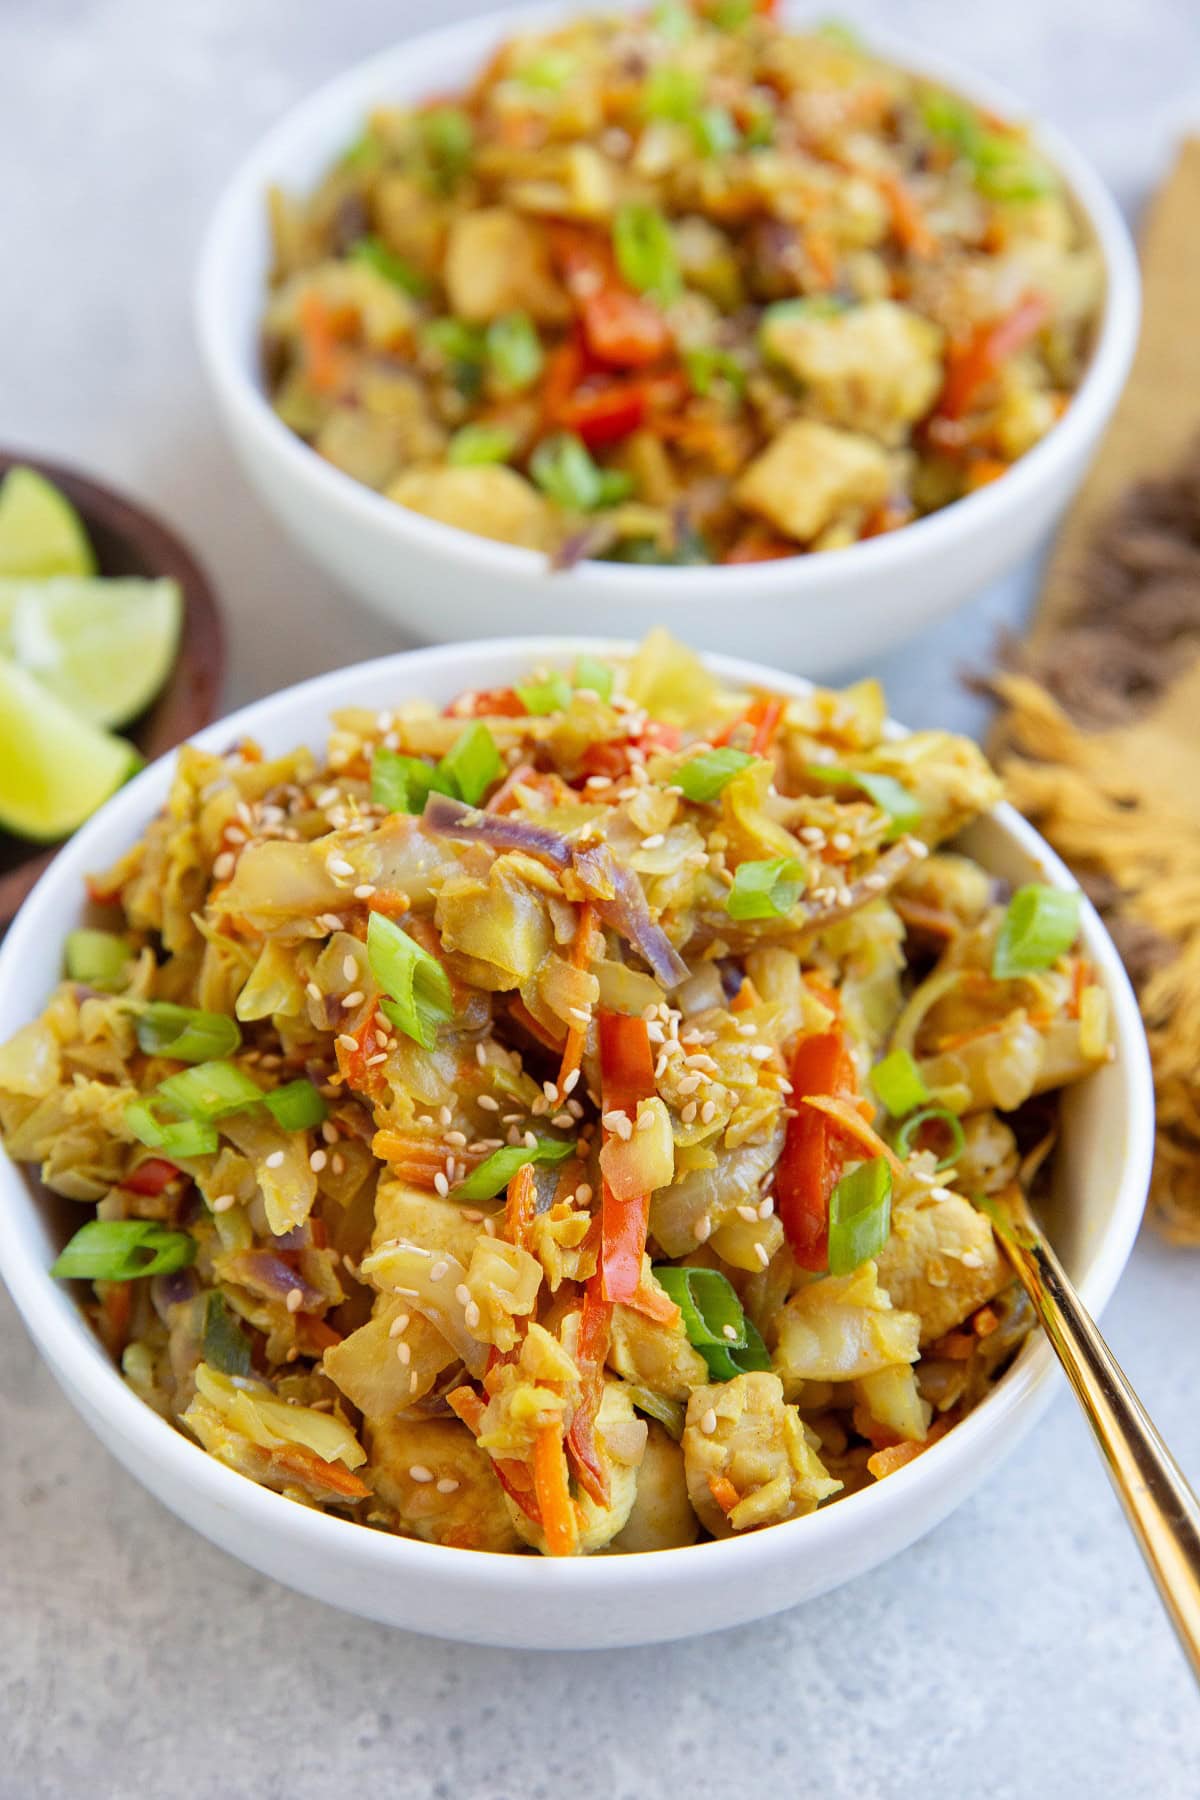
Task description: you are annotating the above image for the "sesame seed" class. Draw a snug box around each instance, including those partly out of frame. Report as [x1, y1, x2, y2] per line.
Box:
[342, 990, 364, 1009]
[641, 833, 665, 850]
[318, 913, 343, 933]
[475, 1043, 488, 1067]
[700, 1408, 717, 1435]
[562, 1068, 581, 1095]
[265, 1150, 285, 1169]
[754, 1242, 770, 1268]
[961, 1250, 984, 1269]
[454, 1283, 471, 1307]
[328, 857, 355, 879]
[388, 1314, 409, 1337]
[543, 1079, 559, 1102]
[748, 1044, 773, 1061]
[285, 1287, 303, 1313]
[306, 980, 322, 1001]
[693, 1213, 712, 1243]
[637, 1108, 656, 1132]
[736, 1021, 758, 1037]
[213, 852, 235, 881]
[331, 1152, 345, 1174]
[436, 1478, 460, 1495]
[364, 1051, 387, 1066]
[758, 1196, 774, 1219]
[482, 1218, 496, 1238]
[477, 1094, 500, 1112]
[321, 1121, 338, 1144]
[722, 1324, 739, 1341]
[830, 833, 852, 854]
[341, 954, 358, 981]
[439, 1106, 453, 1127]
[397, 1342, 412, 1365]
[567, 1005, 591, 1024]
[211, 1194, 235, 1214]
[335, 1031, 358, 1050]
[551, 1111, 574, 1128]
[354, 883, 376, 899]
[930, 1186, 954, 1203]
[700, 1099, 717, 1125]
[681, 1101, 697, 1124]
[445, 1129, 467, 1148]
[429, 1259, 449, 1282]
[464, 1300, 481, 1329]
[433, 1173, 449, 1197]
[576, 1182, 593, 1205]
[409, 1464, 434, 1483]
[310, 1149, 327, 1173]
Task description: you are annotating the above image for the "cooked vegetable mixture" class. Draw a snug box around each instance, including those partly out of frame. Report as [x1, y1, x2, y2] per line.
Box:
[0, 633, 1113, 1554]
[264, 5, 1101, 567]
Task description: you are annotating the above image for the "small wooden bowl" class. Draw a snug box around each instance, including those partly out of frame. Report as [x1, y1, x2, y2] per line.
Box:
[0, 451, 225, 925]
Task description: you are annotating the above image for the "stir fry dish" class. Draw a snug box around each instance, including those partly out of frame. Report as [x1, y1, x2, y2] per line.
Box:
[0, 633, 1113, 1555]
[263, 6, 1101, 567]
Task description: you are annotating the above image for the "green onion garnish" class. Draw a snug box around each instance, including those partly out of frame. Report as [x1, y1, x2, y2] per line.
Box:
[694, 104, 740, 156]
[367, 912, 453, 1052]
[653, 1265, 771, 1381]
[134, 1002, 241, 1064]
[649, 0, 693, 40]
[683, 347, 746, 398]
[870, 1047, 930, 1117]
[805, 764, 922, 840]
[451, 1136, 575, 1200]
[65, 928, 131, 989]
[991, 884, 1081, 980]
[572, 655, 614, 702]
[422, 317, 488, 367]
[125, 1098, 218, 1159]
[515, 671, 573, 716]
[262, 1080, 328, 1132]
[827, 1157, 893, 1277]
[919, 91, 1055, 202]
[370, 747, 455, 815]
[203, 1291, 252, 1377]
[642, 64, 702, 121]
[613, 202, 681, 305]
[349, 236, 429, 297]
[711, 0, 755, 29]
[529, 433, 632, 512]
[447, 424, 517, 467]
[725, 855, 805, 921]
[759, 295, 847, 356]
[486, 312, 544, 392]
[420, 106, 474, 187]
[156, 1060, 265, 1122]
[894, 1105, 966, 1172]
[676, 746, 754, 802]
[439, 721, 503, 806]
[513, 50, 577, 90]
[51, 1218, 196, 1282]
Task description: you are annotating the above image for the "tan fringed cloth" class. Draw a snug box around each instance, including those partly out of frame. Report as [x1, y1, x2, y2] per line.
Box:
[989, 140, 1200, 1243]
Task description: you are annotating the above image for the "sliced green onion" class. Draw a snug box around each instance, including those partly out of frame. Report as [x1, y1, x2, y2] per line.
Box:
[65, 928, 131, 989]
[992, 884, 1081, 980]
[870, 1047, 930, 1117]
[51, 1218, 196, 1282]
[642, 64, 702, 121]
[203, 1291, 252, 1377]
[370, 747, 455, 815]
[653, 1264, 771, 1380]
[623, 1382, 686, 1439]
[451, 1136, 575, 1200]
[743, 98, 776, 148]
[420, 107, 474, 186]
[486, 312, 544, 392]
[827, 1156, 893, 1277]
[515, 671, 572, 716]
[447, 423, 517, 467]
[341, 130, 382, 172]
[676, 746, 754, 802]
[725, 855, 805, 921]
[613, 202, 681, 304]
[919, 91, 1055, 202]
[817, 18, 863, 50]
[649, 1, 694, 40]
[529, 433, 631, 511]
[894, 1105, 966, 1172]
[805, 763, 922, 840]
[134, 1002, 241, 1063]
[263, 1080, 328, 1132]
[125, 1098, 219, 1159]
[439, 722, 503, 806]
[367, 912, 453, 1052]
[572, 655, 614, 702]
[513, 50, 577, 90]
[349, 236, 429, 297]
[421, 317, 488, 366]
[694, 105, 741, 156]
[156, 1060, 265, 1121]
[683, 346, 746, 398]
[711, 0, 755, 29]
[759, 295, 847, 356]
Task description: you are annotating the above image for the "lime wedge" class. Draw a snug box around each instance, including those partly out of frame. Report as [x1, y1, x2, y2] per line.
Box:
[0, 656, 141, 841]
[0, 576, 182, 727]
[0, 467, 95, 579]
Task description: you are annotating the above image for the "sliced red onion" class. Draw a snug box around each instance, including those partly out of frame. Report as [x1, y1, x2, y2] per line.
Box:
[151, 1266, 198, 1319]
[423, 793, 572, 869]
[223, 1250, 325, 1311]
[572, 842, 689, 989]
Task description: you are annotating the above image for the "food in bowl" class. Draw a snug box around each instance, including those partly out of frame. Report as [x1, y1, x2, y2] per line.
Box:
[261, 5, 1102, 567]
[0, 632, 1114, 1556]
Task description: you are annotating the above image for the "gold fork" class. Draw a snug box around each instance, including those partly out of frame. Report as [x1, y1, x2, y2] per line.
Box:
[982, 1188, 1200, 1681]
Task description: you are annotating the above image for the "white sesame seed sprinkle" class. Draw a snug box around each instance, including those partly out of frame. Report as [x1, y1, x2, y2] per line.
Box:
[693, 1213, 712, 1243]
[754, 1241, 770, 1268]
[562, 1067, 581, 1095]
[429, 1259, 449, 1282]
[388, 1314, 409, 1337]
[700, 1408, 717, 1435]
[265, 1150, 285, 1169]
[285, 1287, 303, 1313]
[310, 1149, 327, 1173]
[397, 1341, 412, 1365]
[342, 990, 364, 1009]
[433, 1173, 449, 1197]
[464, 1300, 482, 1329]
[211, 1194, 236, 1214]
[409, 1464, 434, 1483]
[436, 1477, 460, 1494]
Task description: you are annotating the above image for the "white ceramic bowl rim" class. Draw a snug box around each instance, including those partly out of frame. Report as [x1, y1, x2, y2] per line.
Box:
[195, 2, 1141, 599]
[0, 638, 1154, 1605]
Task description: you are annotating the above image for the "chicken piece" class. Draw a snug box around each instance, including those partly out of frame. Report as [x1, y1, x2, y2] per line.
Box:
[734, 420, 891, 543]
[772, 1260, 921, 1386]
[372, 1182, 481, 1264]
[265, 262, 415, 352]
[762, 301, 944, 446]
[607, 1300, 709, 1401]
[853, 1362, 930, 1443]
[388, 465, 553, 551]
[314, 408, 407, 491]
[613, 1423, 699, 1552]
[443, 207, 570, 325]
[955, 1111, 1020, 1196]
[322, 1294, 458, 1414]
[682, 1371, 840, 1536]
[507, 1380, 642, 1555]
[875, 1185, 1008, 1344]
[367, 1415, 521, 1552]
[896, 850, 994, 929]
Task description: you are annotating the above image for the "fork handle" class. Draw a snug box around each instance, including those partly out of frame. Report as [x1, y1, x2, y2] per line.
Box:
[1000, 1228, 1200, 1681]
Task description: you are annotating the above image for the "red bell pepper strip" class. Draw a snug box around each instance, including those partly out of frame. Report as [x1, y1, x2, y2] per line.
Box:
[565, 1272, 613, 1508]
[443, 686, 527, 719]
[775, 1028, 856, 1271]
[937, 291, 1051, 421]
[448, 1382, 544, 1525]
[597, 1009, 657, 1303]
[580, 288, 671, 367]
[123, 1157, 181, 1197]
[559, 380, 648, 449]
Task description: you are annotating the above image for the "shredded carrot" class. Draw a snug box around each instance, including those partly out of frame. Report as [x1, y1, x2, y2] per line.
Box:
[372, 1130, 483, 1188]
[365, 889, 412, 919]
[875, 168, 937, 258]
[972, 1304, 1001, 1338]
[938, 291, 1052, 420]
[750, 698, 784, 758]
[533, 1423, 579, 1557]
[722, 526, 796, 565]
[505, 1160, 538, 1250]
[297, 291, 349, 394]
[272, 1443, 371, 1499]
[730, 976, 762, 1014]
[928, 1329, 976, 1361]
[508, 994, 565, 1053]
[1068, 956, 1092, 1019]
[554, 903, 599, 1102]
[447, 1384, 487, 1434]
[803, 227, 838, 288]
[449, 1384, 543, 1522]
[297, 1317, 343, 1353]
[867, 1420, 950, 1480]
[799, 1092, 904, 1174]
[487, 761, 536, 815]
[99, 1281, 133, 1357]
[626, 1276, 682, 1328]
[707, 1473, 741, 1515]
[803, 973, 843, 1016]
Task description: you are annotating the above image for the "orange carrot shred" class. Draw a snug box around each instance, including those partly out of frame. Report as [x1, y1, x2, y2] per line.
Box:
[505, 1160, 538, 1250]
[708, 1473, 741, 1515]
[533, 1423, 579, 1557]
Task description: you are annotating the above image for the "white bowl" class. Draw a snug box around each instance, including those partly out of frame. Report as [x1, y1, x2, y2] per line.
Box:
[196, 5, 1140, 677]
[0, 640, 1153, 1648]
